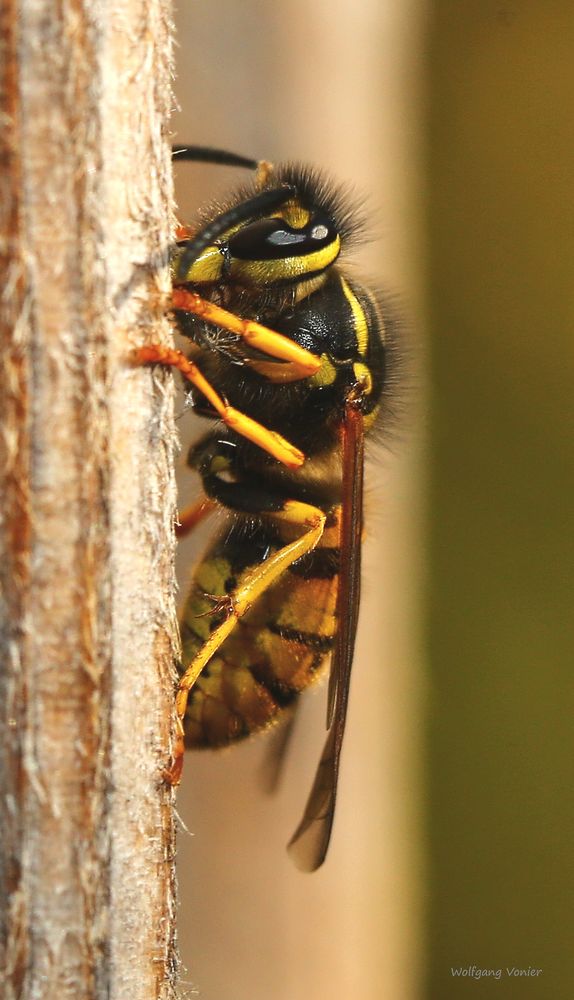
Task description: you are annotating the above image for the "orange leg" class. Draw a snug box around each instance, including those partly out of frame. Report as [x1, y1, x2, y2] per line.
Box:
[175, 224, 194, 241]
[176, 496, 217, 539]
[135, 343, 305, 469]
[171, 288, 321, 382]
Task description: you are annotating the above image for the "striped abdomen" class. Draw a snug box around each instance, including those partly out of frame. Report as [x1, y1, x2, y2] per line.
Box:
[180, 508, 341, 748]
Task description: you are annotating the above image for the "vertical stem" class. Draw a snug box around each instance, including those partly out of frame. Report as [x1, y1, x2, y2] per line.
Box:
[0, 0, 29, 993]
[103, 2, 179, 996]
[0, 0, 178, 998]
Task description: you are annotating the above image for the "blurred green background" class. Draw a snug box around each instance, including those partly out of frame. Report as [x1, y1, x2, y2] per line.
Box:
[172, 2, 574, 997]
[427, 3, 574, 998]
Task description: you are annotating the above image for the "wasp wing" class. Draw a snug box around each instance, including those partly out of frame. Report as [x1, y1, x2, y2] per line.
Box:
[259, 700, 300, 795]
[287, 401, 365, 871]
[326, 399, 365, 731]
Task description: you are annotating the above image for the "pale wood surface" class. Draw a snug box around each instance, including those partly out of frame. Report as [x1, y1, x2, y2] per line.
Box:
[0, 1, 178, 997]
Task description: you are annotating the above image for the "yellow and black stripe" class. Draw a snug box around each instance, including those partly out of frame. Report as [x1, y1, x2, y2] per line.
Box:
[138, 146, 397, 866]
[180, 509, 342, 748]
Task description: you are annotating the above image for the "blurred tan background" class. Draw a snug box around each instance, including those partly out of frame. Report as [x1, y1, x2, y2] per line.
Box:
[170, 2, 574, 998]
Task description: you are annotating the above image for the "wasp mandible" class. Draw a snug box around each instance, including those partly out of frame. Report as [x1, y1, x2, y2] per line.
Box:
[136, 145, 392, 871]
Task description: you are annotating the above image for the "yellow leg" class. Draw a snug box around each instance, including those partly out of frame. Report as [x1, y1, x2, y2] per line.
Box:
[134, 343, 305, 469]
[167, 499, 326, 784]
[171, 288, 321, 382]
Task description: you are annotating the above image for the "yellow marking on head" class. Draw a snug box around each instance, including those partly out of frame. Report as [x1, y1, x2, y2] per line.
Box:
[174, 203, 338, 286]
[175, 245, 223, 284]
[174, 220, 245, 284]
[277, 201, 311, 228]
[341, 277, 369, 357]
[178, 234, 340, 287]
[229, 235, 341, 285]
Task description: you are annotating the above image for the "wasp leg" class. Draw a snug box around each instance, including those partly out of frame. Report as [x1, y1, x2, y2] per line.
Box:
[134, 343, 305, 469]
[176, 496, 216, 539]
[168, 490, 326, 785]
[175, 223, 194, 241]
[171, 288, 321, 382]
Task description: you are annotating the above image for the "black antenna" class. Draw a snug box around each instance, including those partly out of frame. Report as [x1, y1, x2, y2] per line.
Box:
[172, 145, 259, 171]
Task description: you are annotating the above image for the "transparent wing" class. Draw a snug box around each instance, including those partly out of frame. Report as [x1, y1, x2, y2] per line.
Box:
[259, 701, 300, 795]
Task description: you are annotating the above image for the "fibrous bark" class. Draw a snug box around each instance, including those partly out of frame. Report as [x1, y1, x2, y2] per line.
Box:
[0, 1, 178, 998]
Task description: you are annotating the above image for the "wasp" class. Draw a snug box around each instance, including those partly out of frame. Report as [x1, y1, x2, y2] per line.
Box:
[136, 145, 392, 871]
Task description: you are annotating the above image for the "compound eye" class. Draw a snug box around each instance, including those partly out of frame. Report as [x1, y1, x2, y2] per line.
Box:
[228, 215, 338, 261]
